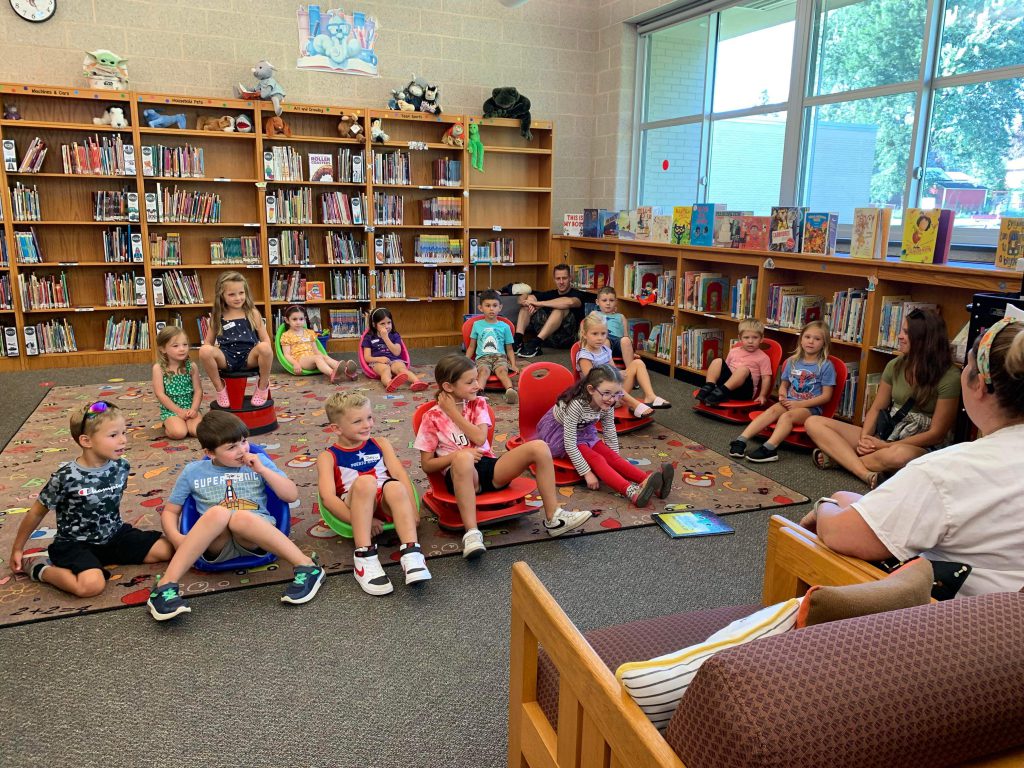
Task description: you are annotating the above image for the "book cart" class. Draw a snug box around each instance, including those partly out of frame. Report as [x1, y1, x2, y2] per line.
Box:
[554, 234, 1018, 427]
[0, 81, 555, 370]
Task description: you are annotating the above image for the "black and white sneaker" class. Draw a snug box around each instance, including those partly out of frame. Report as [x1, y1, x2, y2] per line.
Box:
[746, 444, 779, 463]
[728, 440, 747, 458]
[519, 340, 542, 358]
[544, 507, 592, 537]
[353, 546, 394, 596]
[399, 544, 432, 585]
[281, 564, 326, 604]
[147, 581, 192, 621]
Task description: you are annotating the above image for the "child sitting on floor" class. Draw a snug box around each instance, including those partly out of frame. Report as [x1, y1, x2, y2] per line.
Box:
[697, 318, 773, 406]
[147, 411, 324, 620]
[576, 313, 670, 414]
[9, 401, 173, 597]
[152, 325, 203, 440]
[594, 285, 636, 366]
[280, 305, 357, 382]
[467, 289, 519, 404]
[317, 391, 430, 596]
[414, 354, 592, 559]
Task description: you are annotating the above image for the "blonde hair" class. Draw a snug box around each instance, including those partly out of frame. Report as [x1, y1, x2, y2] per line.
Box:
[738, 318, 764, 337]
[969, 322, 1024, 415]
[325, 391, 370, 424]
[211, 271, 258, 339]
[155, 325, 189, 376]
[579, 311, 608, 345]
[70, 401, 122, 443]
[790, 320, 831, 364]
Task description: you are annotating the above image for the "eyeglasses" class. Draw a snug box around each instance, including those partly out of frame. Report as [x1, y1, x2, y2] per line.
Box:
[84, 401, 113, 418]
[596, 389, 624, 401]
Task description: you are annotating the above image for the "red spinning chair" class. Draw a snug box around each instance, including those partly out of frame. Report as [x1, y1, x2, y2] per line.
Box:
[461, 314, 519, 391]
[569, 343, 653, 435]
[504, 362, 581, 486]
[692, 338, 784, 424]
[209, 368, 278, 435]
[412, 400, 534, 532]
[747, 355, 848, 449]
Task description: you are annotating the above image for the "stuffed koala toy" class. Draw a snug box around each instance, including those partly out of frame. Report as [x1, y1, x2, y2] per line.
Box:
[482, 87, 532, 140]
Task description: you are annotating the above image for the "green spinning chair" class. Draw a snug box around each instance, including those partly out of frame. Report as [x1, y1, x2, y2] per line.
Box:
[318, 482, 421, 539]
[275, 323, 330, 376]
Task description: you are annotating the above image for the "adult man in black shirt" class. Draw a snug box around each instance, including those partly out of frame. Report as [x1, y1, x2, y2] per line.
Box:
[515, 263, 590, 357]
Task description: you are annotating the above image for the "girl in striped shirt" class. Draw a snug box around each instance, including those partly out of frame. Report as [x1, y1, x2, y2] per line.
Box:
[535, 364, 671, 507]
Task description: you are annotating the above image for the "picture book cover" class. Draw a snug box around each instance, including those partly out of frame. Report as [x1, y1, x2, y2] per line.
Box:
[702, 277, 729, 313]
[652, 213, 672, 243]
[594, 263, 610, 290]
[900, 208, 942, 263]
[713, 212, 739, 248]
[652, 508, 734, 539]
[628, 318, 652, 350]
[996, 217, 1024, 269]
[671, 206, 692, 245]
[700, 336, 720, 368]
[617, 209, 635, 240]
[582, 208, 601, 239]
[930, 209, 955, 265]
[634, 206, 653, 240]
[738, 215, 771, 251]
[308, 153, 334, 182]
[802, 212, 840, 255]
[689, 204, 719, 247]
[599, 209, 618, 238]
[769, 206, 807, 252]
[305, 280, 326, 301]
[850, 207, 880, 259]
[562, 213, 583, 237]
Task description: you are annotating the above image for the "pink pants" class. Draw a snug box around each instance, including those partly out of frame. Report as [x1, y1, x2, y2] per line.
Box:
[578, 440, 648, 495]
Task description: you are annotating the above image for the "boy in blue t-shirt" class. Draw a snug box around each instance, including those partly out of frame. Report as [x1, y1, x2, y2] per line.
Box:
[147, 411, 324, 620]
[468, 289, 519, 404]
[595, 286, 635, 365]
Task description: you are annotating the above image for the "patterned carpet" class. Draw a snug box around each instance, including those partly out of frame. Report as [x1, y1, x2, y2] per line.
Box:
[0, 372, 806, 627]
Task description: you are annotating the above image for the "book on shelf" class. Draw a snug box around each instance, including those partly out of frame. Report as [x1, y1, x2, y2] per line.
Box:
[376, 268, 406, 298]
[13, 183, 41, 221]
[769, 206, 808, 253]
[14, 228, 43, 263]
[730, 276, 757, 319]
[671, 206, 692, 245]
[627, 318, 651, 350]
[700, 276, 728, 314]
[18, 271, 70, 309]
[2, 139, 16, 172]
[645, 322, 674, 360]
[432, 157, 462, 187]
[308, 152, 334, 182]
[329, 268, 369, 300]
[599, 209, 618, 238]
[713, 210, 752, 248]
[0, 273, 13, 310]
[162, 270, 206, 305]
[562, 213, 583, 237]
[376, 232, 403, 263]
[766, 283, 806, 327]
[900, 208, 953, 264]
[61, 134, 134, 175]
[470, 237, 514, 264]
[143, 144, 204, 177]
[271, 270, 308, 302]
[421, 197, 462, 226]
[104, 316, 150, 351]
[737, 215, 771, 251]
[371, 150, 411, 185]
[3, 327, 20, 356]
[634, 206, 652, 240]
[150, 232, 182, 266]
[31, 319, 78, 354]
[862, 372, 882, 421]
[210, 236, 260, 265]
[616, 209, 634, 240]
[850, 207, 893, 260]
[414, 234, 463, 263]
[581, 208, 601, 239]
[263, 146, 303, 182]
[689, 204, 721, 247]
[651, 211, 672, 243]
[827, 288, 868, 342]
[306, 306, 323, 333]
[430, 268, 466, 298]
[326, 230, 366, 264]
[623, 261, 662, 299]
[676, 327, 724, 370]
[802, 212, 840, 255]
[329, 308, 366, 339]
[995, 217, 1024, 270]
[18, 137, 48, 172]
[305, 280, 326, 301]
[876, 297, 936, 349]
[838, 361, 859, 420]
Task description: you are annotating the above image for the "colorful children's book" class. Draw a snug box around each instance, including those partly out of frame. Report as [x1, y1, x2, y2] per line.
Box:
[713, 211, 751, 248]
[617, 209, 634, 240]
[850, 206, 893, 260]
[593, 264, 610, 290]
[671, 206, 692, 245]
[628, 318, 652, 350]
[996, 217, 1024, 270]
[308, 153, 334, 182]
[689, 204, 720, 247]
[701, 277, 729, 313]
[599, 209, 617, 238]
[305, 280, 326, 301]
[651, 213, 672, 243]
[652, 508, 734, 539]
[634, 206, 653, 240]
[737, 215, 771, 251]
[900, 208, 944, 264]
[562, 212, 583, 237]
[582, 208, 601, 239]
[930, 208, 955, 265]
[769, 206, 808, 253]
[802, 212, 839, 255]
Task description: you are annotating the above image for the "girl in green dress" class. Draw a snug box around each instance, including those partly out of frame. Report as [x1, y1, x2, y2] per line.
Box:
[152, 325, 203, 440]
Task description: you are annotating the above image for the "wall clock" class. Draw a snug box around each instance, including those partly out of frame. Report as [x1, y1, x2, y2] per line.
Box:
[10, 0, 56, 23]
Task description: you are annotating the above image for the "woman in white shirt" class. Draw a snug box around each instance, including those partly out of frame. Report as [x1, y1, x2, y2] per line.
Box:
[801, 318, 1024, 597]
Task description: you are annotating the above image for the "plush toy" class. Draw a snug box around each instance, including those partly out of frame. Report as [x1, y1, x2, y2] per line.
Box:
[93, 107, 128, 128]
[143, 109, 186, 129]
[338, 114, 363, 138]
[264, 115, 292, 137]
[468, 123, 485, 172]
[3, 104, 22, 120]
[404, 75, 426, 111]
[234, 114, 253, 133]
[482, 87, 532, 140]
[236, 59, 286, 116]
[370, 118, 389, 143]
[441, 124, 465, 148]
[420, 84, 442, 115]
[387, 89, 415, 112]
[196, 115, 235, 132]
[83, 49, 129, 90]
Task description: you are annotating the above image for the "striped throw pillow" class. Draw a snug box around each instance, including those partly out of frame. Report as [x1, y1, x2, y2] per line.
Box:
[615, 599, 800, 730]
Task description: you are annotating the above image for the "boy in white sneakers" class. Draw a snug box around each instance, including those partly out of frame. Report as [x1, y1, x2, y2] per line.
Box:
[317, 391, 430, 596]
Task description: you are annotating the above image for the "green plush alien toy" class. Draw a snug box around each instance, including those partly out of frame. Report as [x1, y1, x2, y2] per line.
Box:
[468, 123, 485, 172]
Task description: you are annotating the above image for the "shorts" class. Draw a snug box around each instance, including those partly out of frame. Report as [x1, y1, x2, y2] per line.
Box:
[340, 478, 398, 522]
[221, 345, 254, 372]
[475, 354, 509, 376]
[199, 510, 276, 566]
[48, 524, 163, 576]
[607, 335, 625, 359]
[719, 360, 755, 400]
[443, 455, 506, 495]
[529, 308, 578, 349]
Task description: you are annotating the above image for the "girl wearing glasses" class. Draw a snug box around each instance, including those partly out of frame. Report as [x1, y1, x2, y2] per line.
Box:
[536, 365, 670, 507]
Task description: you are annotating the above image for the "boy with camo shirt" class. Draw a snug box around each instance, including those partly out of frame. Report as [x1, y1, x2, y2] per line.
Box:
[10, 401, 173, 597]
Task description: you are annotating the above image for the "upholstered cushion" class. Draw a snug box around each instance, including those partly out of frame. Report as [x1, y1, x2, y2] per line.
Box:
[616, 600, 800, 729]
[796, 556, 933, 628]
[536, 603, 759, 728]
[667, 592, 1024, 768]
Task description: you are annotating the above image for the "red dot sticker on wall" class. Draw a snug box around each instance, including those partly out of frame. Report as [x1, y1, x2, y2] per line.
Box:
[662, 159, 670, 171]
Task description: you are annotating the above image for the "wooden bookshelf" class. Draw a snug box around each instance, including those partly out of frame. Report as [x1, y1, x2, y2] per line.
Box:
[0, 82, 556, 367]
[555, 235, 1017, 426]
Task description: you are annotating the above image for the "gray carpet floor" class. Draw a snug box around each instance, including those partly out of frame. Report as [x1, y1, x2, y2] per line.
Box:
[0, 348, 862, 768]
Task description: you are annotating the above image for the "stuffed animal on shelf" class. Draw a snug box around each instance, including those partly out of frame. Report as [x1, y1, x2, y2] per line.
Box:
[196, 115, 235, 132]
[468, 123, 485, 172]
[93, 107, 128, 128]
[482, 86, 532, 140]
[338, 114, 363, 138]
[264, 114, 292, 137]
[236, 59, 286, 115]
[2, 104, 21, 120]
[442, 124, 465, 148]
[388, 89, 415, 112]
[83, 49, 129, 90]
[142, 109, 186, 129]
[404, 75, 426, 111]
[234, 114, 253, 133]
[420, 84, 442, 115]
[370, 118, 389, 143]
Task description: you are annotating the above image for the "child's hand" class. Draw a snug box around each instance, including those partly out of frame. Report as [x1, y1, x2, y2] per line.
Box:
[183, 408, 197, 420]
[756, 395, 767, 406]
[437, 392, 461, 418]
[584, 471, 600, 490]
[10, 547, 23, 573]
[508, 362, 519, 375]
[459, 447, 485, 463]
[241, 452, 266, 473]
[370, 519, 384, 538]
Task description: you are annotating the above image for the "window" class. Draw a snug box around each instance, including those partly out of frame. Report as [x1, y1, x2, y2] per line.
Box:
[938, 0, 1024, 77]
[714, 4, 795, 111]
[644, 19, 709, 122]
[638, 123, 703, 207]
[708, 112, 788, 212]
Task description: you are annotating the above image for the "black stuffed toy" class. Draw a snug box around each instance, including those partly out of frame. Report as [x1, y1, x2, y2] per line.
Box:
[482, 87, 532, 140]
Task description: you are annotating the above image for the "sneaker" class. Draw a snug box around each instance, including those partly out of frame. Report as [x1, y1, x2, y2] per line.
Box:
[626, 473, 660, 508]
[695, 383, 715, 402]
[543, 507, 592, 537]
[518, 340, 541, 358]
[462, 529, 486, 559]
[703, 386, 730, 406]
[656, 462, 675, 499]
[353, 547, 394, 596]
[281, 564, 326, 604]
[513, 336, 524, 355]
[728, 440, 747, 458]
[399, 544, 432, 585]
[25, 556, 51, 582]
[503, 387, 519, 404]
[746, 444, 779, 463]
[147, 581, 191, 621]
[215, 386, 231, 408]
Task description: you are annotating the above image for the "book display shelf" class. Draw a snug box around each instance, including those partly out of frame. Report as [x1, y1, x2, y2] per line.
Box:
[555, 235, 1018, 426]
[0, 82, 555, 369]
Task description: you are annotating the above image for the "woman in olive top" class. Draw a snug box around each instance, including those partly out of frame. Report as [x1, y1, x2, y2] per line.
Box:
[804, 308, 960, 488]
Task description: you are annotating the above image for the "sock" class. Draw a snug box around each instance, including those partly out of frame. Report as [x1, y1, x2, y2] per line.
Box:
[734, 435, 748, 444]
[763, 441, 777, 451]
[399, 542, 419, 552]
[513, 332, 523, 344]
[719, 383, 733, 393]
[464, 527, 480, 538]
[355, 545, 377, 557]
[31, 561, 49, 581]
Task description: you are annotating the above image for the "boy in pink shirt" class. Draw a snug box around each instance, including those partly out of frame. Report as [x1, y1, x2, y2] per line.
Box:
[696, 319, 773, 405]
